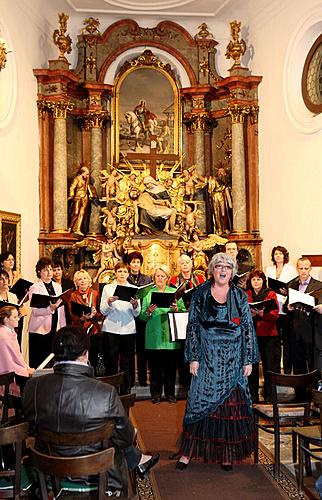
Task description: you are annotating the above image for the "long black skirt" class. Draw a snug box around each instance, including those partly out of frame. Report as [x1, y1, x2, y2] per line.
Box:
[179, 387, 254, 464]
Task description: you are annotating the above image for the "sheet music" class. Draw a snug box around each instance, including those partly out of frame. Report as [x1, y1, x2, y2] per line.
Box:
[168, 311, 189, 341]
[288, 288, 315, 307]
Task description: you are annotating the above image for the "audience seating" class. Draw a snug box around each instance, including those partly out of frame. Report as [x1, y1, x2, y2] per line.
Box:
[96, 371, 125, 394]
[120, 393, 136, 417]
[253, 370, 319, 479]
[0, 421, 33, 499]
[293, 389, 322, 494]
[31, 422, 115, 499]
[0, 372, 21, 424]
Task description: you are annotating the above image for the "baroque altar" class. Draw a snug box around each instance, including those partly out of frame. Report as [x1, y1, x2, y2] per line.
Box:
[34, 15, 262, 280]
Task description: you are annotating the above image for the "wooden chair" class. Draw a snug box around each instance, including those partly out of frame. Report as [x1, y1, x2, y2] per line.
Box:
[96, 372, 125, 394]
[120, 393, 136, 417]
[0, 372, 21, 425]
[0, 421, 31, 499]
[32, 422, 115, 499]
[253, 370, 319, 479]
[293, 389, 322, 494]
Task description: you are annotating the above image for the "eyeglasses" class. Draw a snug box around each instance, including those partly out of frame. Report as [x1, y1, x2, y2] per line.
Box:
[214, 265, 232, 271]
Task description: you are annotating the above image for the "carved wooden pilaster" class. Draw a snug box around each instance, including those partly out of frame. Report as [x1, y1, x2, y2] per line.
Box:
[246, 105, 260, 234]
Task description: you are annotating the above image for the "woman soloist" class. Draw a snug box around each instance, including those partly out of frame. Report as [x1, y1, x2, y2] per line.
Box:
[177, 253, 258, 471]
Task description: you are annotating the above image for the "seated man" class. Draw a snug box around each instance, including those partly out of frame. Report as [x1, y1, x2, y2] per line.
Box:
[22, 326, 159, 496]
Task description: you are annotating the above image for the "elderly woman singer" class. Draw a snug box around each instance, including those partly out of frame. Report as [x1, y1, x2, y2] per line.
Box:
[176, 252, 258, 471]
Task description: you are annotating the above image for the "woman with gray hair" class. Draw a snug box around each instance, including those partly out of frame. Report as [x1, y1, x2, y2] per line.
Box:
[176, 252, 258, 471]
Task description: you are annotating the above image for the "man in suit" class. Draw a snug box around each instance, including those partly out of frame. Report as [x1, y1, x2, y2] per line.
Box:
[288, 257, 322, 375]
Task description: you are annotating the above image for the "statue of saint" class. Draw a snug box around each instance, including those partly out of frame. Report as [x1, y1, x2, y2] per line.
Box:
[208, 167, 233, 235]
[68, 166, 90, 236]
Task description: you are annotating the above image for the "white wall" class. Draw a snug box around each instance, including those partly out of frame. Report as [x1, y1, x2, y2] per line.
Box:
[246, 0, 322, 270]
[0, 0, 66, 279]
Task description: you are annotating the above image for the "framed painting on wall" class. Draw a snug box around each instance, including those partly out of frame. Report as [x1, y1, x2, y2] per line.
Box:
[0, 211, 21, 272]
[112, 51, 181, 167]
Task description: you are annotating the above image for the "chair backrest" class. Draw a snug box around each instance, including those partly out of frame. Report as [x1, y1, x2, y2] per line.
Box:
[30, 447, 114, 499]
[268, 370, 319, 395]
[120, 393, 136, 417]
[312, 390, 322, 429]
[96, 372, 124, 393]
[38, 421, 114, 448]
[31, 446, 114, 478]
[268, 370, 319, 424]
[0, 421, 29, 498]
[0, 372, 15, 424]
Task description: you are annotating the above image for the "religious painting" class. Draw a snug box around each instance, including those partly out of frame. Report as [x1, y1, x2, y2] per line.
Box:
[112, 54, 181, 168]
[0, 211, 21, 272]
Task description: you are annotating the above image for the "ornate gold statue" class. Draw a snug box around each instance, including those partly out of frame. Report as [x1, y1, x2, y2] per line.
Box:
[225, 20, 246, 68]
[68, 165, 90, 236]
[53, 13, 72, 61]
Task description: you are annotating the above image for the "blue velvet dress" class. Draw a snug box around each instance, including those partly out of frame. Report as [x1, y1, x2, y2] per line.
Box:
[180, 281, 258, 464]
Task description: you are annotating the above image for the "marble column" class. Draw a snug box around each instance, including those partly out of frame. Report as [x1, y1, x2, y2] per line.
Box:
[88, 113, 104, 234]
[227, 104, 249, 233]
[50, 101, 73, 232]
[192, 114, 208, 177]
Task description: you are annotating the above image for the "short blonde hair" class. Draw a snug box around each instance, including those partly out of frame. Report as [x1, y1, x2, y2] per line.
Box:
[178, 254, 192, 266]
[73, 270, 92, 288]
[153, 264, 171, 280]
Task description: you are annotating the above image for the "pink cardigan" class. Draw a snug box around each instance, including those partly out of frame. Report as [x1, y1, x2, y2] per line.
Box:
[0, 325, 29, 396]
[28, 280, 66, 334]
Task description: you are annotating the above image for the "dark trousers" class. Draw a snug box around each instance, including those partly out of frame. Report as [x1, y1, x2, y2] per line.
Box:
[176, 343, 191, 387]
[147, 349, 177, 399]
[291, 319, 314, 375]
[102, 332, 135, 395]
[135, 318, 148, 385]
[248, 336, 281, 402]
[277, 315, 292, 374]
[29, 331, 54, 368]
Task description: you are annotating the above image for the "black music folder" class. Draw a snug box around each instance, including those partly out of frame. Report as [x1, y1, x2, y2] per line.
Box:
[248, 298, 279, 313]
[70, 301, 91, 317]
[267, 277, 290, 296]
[30, 289, 72, 308]
[10, 278, 33, 300]
[150, 291, 176, 309]
[114, 285, 137, 302]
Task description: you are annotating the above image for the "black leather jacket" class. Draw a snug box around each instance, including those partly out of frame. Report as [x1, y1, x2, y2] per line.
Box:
[22, 362, 135, 490]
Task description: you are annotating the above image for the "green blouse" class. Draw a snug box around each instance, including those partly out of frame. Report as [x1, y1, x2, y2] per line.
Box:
[140, 285, 185, 350]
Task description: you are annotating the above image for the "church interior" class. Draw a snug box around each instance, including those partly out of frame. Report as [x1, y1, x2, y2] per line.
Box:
[1, 0, 322, 498]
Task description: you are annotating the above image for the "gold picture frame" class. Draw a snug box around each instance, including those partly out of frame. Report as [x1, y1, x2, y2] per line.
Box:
[0, 210, 21, 272]
[112, 50, 181, 167]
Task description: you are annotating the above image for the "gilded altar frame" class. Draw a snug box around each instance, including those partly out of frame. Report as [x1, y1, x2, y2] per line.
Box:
[0, 210, 21, 272]
[112, 51, 182, 167]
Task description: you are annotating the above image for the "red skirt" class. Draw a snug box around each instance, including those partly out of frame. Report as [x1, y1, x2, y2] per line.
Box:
[180, 387, 254, 464]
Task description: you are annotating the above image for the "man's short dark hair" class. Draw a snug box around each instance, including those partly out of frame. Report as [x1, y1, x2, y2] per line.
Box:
[52, 326, 90, 362]
[127, 251, 143, 265]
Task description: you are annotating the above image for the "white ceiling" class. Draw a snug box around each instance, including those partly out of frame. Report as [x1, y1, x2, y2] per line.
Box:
[66, 0, 234, 19]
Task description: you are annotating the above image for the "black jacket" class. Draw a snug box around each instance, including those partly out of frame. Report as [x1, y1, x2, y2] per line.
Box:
[22, 362, 135, 490]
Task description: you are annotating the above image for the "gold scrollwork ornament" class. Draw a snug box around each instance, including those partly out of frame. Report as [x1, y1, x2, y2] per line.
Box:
[225, 20, 246, 68]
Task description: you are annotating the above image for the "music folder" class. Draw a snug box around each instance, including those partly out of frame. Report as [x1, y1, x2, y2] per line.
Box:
[0, 293, 28, 310]
[10, 278, 33, 300]
[168, 311, 189, 341]
[150, 291, 176, 309]
[248, 298, 279, 313]
[114, 284, 137, 302]
[267, 277, 289, 296]
[70, 301, 91, 317]
[30, 288, 72, 308]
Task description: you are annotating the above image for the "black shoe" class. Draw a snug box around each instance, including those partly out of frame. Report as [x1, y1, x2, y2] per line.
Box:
[167, 395, 176, 404]
[176, 459, 189, 470]
[152, 396, 161, 404]
[137, 453, 160, 479]
[221, 464, 233, 471]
